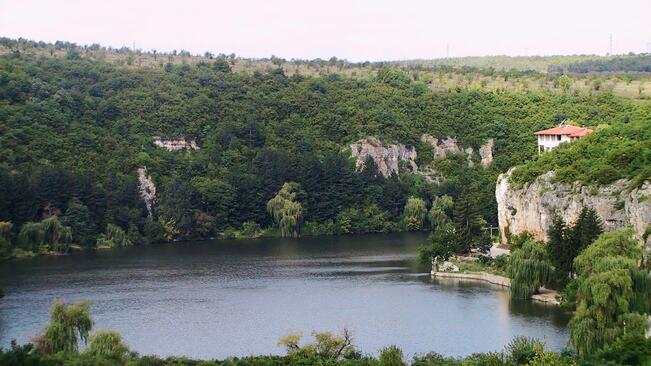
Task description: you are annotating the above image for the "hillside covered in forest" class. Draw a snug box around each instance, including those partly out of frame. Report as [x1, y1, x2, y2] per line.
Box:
[0, 39, 649, 257]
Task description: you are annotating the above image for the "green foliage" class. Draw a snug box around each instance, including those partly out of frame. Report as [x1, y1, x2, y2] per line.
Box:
[402, 197, 427, 231]
[63, 198, 96, 247]
[0, 45, 647, 254]
[507, 232, 534, 251]
[18, 223, 43, 252]
[427, 195, 453, 230]
[83, 331, 130, 363]
[511, 121, 651, 188]
[547, 208, 603, 287]
[504, 336, 545, 365]
[551, 54, 651, 73]
[277, 329, 355, 360]
[580, 334, 651, 366]
[508, 239, 553, 299]
[95, 224, 132, 248]
[36, 300, 93, 354]
[239, 221, 262, 238]
[569, 230, 651, 355]
[452, 193, 485, 253]
[418, 224, 459, 263]
[41, 216, 73, 253]
[17, 217, 72, 253]
[267, 182, 304, 238]
[378, 345, 405, 366]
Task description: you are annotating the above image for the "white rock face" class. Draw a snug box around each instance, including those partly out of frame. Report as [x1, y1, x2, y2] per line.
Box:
[350, 137, 417, 177]
[153, 136, 200, 151]
[479, 138, 494, 168]
[137, 167, 157, 219]
[496, 168, 651, 250]
[421, 134, 494, 168]
[421, 134, 462, 159]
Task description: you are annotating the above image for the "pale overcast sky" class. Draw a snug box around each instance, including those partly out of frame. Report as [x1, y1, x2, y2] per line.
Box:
[1, 0, 650, 61]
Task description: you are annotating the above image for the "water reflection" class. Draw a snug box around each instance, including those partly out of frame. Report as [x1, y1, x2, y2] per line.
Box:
[0, 233, 568, 359]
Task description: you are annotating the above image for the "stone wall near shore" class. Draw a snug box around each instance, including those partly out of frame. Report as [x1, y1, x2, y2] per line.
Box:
[431, 271, 560, 305]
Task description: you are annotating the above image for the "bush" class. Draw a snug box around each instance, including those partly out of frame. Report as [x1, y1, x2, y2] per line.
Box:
[83, 330, 130, 362]
[379, 345, 405, 366]
[239, 221, 262, 238]
[493, 254, 509, 271]
[505, 336, 544, 365]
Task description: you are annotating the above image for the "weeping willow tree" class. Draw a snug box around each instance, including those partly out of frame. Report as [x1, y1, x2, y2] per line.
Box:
[267, 182, 303, 237]
[18, 221, 45, 251]
[403, 197, 427, 231]
[508, 239, 553, 299]
[41, 216, 73, 252]
[36, 300, 93, 354]
[569, 230, 651, 355]
[96, 223, 132, 248]
[428, 195, 453, 230]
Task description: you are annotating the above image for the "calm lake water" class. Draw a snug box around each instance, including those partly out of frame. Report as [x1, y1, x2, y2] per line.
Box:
[0, 232, 569, 359]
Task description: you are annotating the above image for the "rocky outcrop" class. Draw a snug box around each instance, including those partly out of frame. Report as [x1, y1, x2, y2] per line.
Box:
[496, 168, 651, 249]
[138, 167, 157, 219]
[479, 138, 494, 168]
[420, 134, 494, 168]
[153, 136, 199, 151]
[420, 135, 461, 159]
[350, 137, 417, 177]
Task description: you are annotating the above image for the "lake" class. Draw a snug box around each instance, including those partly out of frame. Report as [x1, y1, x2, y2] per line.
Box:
[0, 232, 569, 359]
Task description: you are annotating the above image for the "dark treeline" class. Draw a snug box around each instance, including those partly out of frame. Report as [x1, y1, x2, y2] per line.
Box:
[550, 54, 651, 74]
[0, 49, 643, 256]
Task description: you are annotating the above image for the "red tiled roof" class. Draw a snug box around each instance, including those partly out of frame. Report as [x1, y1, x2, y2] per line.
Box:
[534, 125, 593, 137]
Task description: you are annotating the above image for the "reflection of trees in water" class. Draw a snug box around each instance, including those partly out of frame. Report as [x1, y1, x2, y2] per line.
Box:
[509, 299, 571, 327]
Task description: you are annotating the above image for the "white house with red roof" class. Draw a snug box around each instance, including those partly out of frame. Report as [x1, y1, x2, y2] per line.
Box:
[534, 122, 593, 154]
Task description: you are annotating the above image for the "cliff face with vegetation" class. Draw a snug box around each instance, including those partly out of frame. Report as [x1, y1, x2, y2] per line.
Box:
[350, 137, 417, 177]
[497, 169, 651, 249]
[1, 39, 648, 250]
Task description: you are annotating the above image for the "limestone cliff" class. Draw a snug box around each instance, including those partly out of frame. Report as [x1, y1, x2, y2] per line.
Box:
[496, 168, 651, 249]
[138, 167, 157, 219]
[420, 134, 494, 168]
[350, 137, 418, 177]
[153, 136, 200, 151]
[420, 135, 462, 159]
[479, 139, 494, 168]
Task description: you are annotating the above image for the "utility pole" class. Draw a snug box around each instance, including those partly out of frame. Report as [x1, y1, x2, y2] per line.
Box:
[609, 33, 613, 55]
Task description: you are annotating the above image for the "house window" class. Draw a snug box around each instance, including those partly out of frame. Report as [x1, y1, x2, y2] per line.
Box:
[557, 135, 561, 141]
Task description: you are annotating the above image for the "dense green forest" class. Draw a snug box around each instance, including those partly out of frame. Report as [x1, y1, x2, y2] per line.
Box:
[0, 42, 648, 257]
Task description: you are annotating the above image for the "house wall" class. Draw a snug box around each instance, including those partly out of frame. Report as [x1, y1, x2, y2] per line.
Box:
[537, 134, 572, 153]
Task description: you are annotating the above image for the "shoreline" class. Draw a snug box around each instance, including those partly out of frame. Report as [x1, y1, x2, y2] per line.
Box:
[3, 231, 429, 262]
[431, 271, 561, 305]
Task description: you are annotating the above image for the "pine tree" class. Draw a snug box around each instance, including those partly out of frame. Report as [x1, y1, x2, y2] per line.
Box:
[547, 215, 570, 286]
[547, 207, 604, 287]
[453, 193, 484, 253]
[571, 207, 604, 256]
